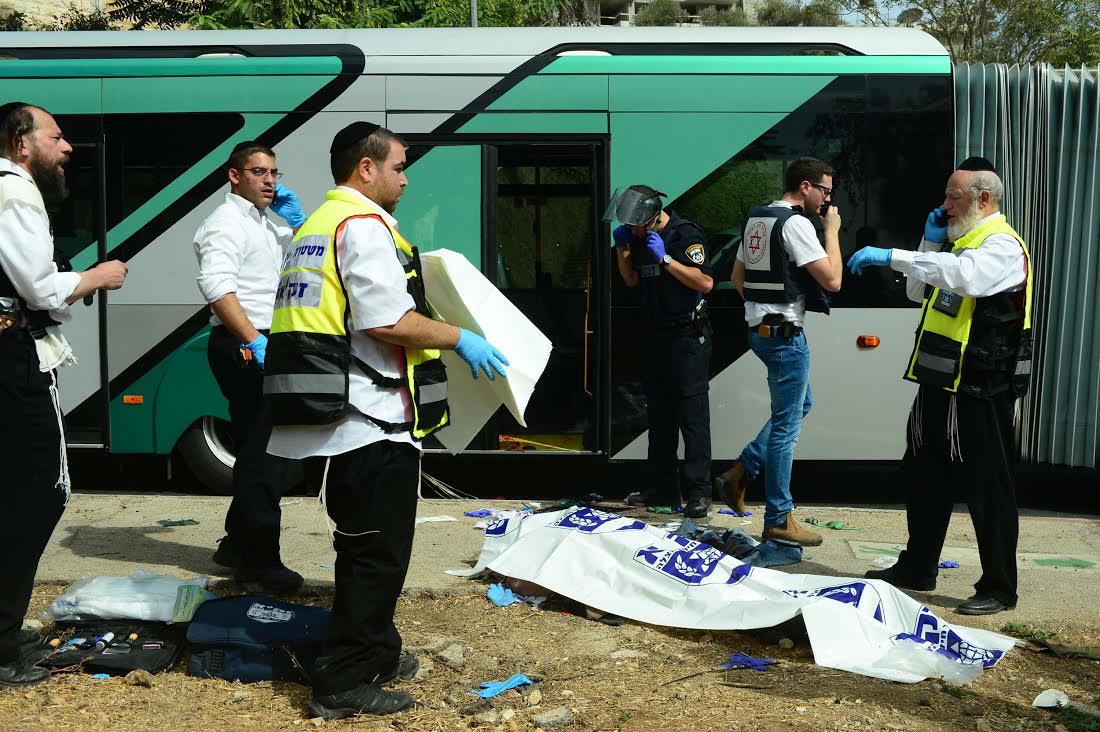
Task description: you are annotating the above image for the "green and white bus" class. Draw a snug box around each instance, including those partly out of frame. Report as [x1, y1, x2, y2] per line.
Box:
[0, 27, 953, 493]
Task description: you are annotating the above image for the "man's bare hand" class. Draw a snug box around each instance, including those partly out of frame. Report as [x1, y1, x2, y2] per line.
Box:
[823, 205, 842, 234]
[94, 260, 128, 291]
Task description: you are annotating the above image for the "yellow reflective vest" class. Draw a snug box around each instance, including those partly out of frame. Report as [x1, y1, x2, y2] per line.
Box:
[264, 188, 449, 439]
[904, 214, 1033, 397]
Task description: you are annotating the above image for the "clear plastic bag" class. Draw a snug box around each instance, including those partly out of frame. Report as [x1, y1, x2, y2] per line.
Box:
[43, 570, 210, 623]
[874, 636, 985, 685]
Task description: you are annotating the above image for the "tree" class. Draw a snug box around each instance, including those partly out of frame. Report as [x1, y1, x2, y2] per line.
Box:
[633, 0, 687, 26]
[699, 6, 749, 25]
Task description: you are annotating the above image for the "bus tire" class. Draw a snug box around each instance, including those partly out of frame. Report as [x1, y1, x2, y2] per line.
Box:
[176, 416, 235, 495]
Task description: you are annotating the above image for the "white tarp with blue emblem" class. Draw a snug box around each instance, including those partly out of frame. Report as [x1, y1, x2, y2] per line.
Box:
[448, 507, 1017, 683]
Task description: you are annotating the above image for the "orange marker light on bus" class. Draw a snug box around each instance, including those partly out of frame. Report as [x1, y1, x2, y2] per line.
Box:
[122, 395, 144, 405]
[856, 335, 880, 349]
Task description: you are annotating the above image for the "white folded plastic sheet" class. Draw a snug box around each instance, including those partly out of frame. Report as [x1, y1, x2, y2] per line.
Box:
[448, 507, 1017, 683]
[44, 570, 210, 623]
[420, 249, 552, 452]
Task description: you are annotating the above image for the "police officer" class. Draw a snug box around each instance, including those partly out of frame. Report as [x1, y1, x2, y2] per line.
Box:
[0, 103, 127, 686]
[194, 141, 306, 591]
[265, 122, 508, 718]
[719, 158, 842, 546]
[610, 185, 714, 519]
[849, 157, 1030, 616]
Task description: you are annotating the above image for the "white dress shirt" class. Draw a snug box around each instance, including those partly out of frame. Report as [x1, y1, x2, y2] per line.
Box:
[194, 192, 293, 330]
[268, 187, 420, 459]
[890, 213, 1027, 303]
[0, 157, 80, 322]
[736, 200, 828, 327]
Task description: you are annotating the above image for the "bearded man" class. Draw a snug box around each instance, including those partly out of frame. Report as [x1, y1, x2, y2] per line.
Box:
[0, 102, 128, 685]
[846, 157, 1032, 616]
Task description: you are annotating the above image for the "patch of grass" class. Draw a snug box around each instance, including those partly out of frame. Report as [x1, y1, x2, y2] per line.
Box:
[1059, 706, 1100, 732]
[1000, 622, 1056, 643]
[941, 685, 976, 699]
[619, 710, 633, 722]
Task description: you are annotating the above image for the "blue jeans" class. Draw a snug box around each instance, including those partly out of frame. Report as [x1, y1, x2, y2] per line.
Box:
[739, 331, 813, 528]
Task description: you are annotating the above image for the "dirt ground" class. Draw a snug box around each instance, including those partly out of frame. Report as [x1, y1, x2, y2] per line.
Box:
[3, 581, 1099, 732]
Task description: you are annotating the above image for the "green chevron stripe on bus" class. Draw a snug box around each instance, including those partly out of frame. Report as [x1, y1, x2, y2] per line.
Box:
[610, 75, 836, 112]
[487, 75, 609, 111]
[543, 56, 951, 76]
[459, 113, 608, 134]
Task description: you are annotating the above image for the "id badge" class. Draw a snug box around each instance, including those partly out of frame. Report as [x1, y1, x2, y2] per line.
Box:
[932, 289, 962, 317]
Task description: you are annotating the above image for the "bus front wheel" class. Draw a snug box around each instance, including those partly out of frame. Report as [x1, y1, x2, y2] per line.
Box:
[177, 416, 235, 495]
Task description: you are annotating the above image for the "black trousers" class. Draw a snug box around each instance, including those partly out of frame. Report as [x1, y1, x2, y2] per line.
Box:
[304, 440, 420, 696]
[207, 325, 290, 569]
[0, 330, 67, 664]
[896, 386, 1019, 605]
[642, 323, 712, 504]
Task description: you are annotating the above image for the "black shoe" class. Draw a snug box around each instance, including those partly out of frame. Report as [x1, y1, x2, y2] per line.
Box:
[212, 536, 241, 569]
[308, 683, 414, 719]
[234, 563, 304, 593]
[375, 651, 419, 685]
[683, 496, 712, 519]
[0, 658, 50, 688]
[16, 628, 41, 647]
[864, 566, 936, 592]
[956, 594, 1015, 616]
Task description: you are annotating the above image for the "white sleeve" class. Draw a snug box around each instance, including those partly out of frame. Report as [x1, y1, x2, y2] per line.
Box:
[889, 233, 1026, 298]
[782, 216, 827, 267]
[891, 238, 945, 303]
[194, 216, 242, 304]
[339, 217, 416, 331]
[0, 198, 80, 311]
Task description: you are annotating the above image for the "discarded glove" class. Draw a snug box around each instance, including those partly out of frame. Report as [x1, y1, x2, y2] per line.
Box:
[476, 673, 533, 698]
[938, 560, 960, 569]
[487, 583, 518, 608]
[721, 652, 777, 672]
[804, 517, 857, 531]
[646, 506, 679, 515]
[718, 508, 753, 517]
[464, 508, 494, 518]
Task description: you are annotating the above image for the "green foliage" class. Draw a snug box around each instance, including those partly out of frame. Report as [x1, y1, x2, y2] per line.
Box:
[1058, 705, 1100, 732]
[753, 0, 843, 26]
[633, 0, 687, 26]
[0, 10, 28, 30]
[699, 6, 749, 25]
[109, 0, 207, 29]
[1000, 622, 1056, 643]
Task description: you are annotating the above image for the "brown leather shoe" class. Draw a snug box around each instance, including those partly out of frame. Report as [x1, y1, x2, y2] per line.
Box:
[713, 462, 748, 514]
[762, 512, 823, 546]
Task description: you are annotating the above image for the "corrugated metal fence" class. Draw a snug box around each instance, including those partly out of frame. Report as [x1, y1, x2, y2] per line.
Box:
[955, 63, 1100, 468]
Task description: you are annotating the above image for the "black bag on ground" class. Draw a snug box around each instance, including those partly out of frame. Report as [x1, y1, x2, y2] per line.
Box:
[185, 595, 330, 683]
[39, 620, 186, 675]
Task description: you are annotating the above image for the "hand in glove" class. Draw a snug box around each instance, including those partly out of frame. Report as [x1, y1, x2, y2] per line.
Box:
[847, 246, 893, 275]
[612, 224, 634, 250]
[270, 183, 306, 228]
[454, 328, 509, 381]
[241, 333, 268, 368]
[924, 206, 947, 243]
[645, 231, 667, 261]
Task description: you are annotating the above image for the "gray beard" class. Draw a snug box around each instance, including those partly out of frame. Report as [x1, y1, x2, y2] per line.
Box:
[29, 156, 68, 205]
[947, 205, 982, 242]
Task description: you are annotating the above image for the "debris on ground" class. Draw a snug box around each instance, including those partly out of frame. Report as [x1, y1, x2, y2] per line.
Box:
[804, 517, 857, 530]
[722, 652, 777, 671]
[155, 518, 199, 527]
[938, 560, 960, 568]
[124, 669, 154, 688]
[415, 515, 458, 525]
[476, 673, 533, 698]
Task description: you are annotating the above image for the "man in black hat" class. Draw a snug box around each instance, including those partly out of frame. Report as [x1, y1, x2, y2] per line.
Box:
[193, 140, 307, 590]
[266, 122, 508, 718]
[0, 102, 128, 686]
[608, 184, 715, 518]
[848, 157, 1032, 615]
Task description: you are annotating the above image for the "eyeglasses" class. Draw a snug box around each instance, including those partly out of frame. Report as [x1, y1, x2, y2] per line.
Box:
[811, 182, 833, 197]
[239, 167, 283, 180]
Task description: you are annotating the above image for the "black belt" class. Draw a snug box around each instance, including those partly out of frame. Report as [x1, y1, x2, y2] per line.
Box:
[755, 321, 802, 338]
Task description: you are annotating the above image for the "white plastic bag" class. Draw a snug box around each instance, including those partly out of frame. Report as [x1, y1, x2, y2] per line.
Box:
[870, 636, 985, 685]
[44, 569, 210, 623]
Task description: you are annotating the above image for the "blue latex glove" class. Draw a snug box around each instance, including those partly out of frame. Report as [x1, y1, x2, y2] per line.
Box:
[487, 583, 518, 607]
[847, 246, 893, 275]
[476, 673, 533, 699]
[454, 328, 509, 381]
[721, 652, 777, 672]
[612, 224, 634, 250]
[924, 206, 947, 243]
[938, 560, 960, 568]
[645, 231, 667, 261]
[241, 333, 267, 368]
[270, 182, 306, 227]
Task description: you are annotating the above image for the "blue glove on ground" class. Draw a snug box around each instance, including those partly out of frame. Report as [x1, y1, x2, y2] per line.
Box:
[241, 333, 267, 368]
[270, 182, 306, 227]
[924, 206, 947, 243]
[721, 652, 777, 672]
[454, 328, 509, 381]
[645, 231, 666, 261]
[487, 583, 518, 608]
[847, 246, 893, 275]
[612, 224, 634, 249]
[477, 673, 534, 699]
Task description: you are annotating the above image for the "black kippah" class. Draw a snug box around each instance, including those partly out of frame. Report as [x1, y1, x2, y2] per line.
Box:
[231, 139, 260, 155]
[330, 121, 380, 154]
[957, 156, 998, 175]
[0, 101, 29, 127]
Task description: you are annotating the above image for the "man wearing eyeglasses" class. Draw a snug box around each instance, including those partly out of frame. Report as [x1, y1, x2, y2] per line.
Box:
[717, 158, 842, 546]
[193, 140, 306, 591]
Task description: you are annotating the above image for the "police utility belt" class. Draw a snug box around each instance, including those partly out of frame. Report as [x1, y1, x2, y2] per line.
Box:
[754, 313, 802, 338]
[655, 300, 709, 336]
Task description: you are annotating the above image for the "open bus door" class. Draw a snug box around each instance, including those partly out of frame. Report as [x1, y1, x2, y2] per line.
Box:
[51, 115, 110, 449]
